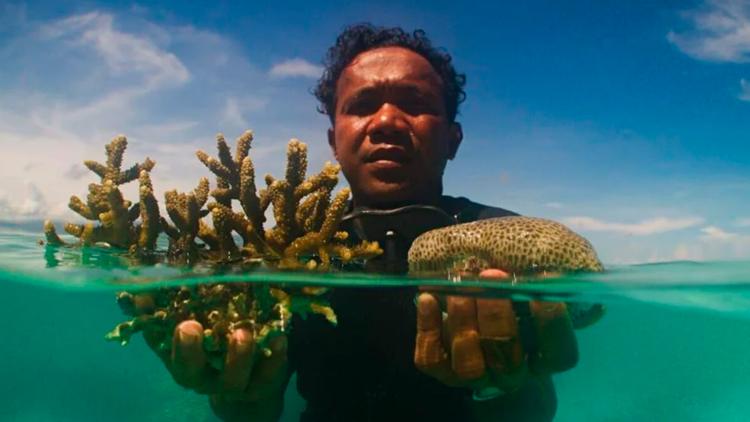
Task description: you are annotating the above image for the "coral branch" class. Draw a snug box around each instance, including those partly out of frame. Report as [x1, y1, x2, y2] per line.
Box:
[239, 157, 264, 232]
[234, 130, 254, 168]
[47, 134, 161, 250]
[43, 220, 66, 246]
[285, 139, 307, 189]
[46, 129, 382, 362]
[137, 170, 160, 251]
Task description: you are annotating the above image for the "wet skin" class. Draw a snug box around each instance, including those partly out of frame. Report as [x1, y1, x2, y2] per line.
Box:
[150, 46, 577, 421]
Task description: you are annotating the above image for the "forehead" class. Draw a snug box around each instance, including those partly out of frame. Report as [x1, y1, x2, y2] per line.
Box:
[337, 46, 443, 94]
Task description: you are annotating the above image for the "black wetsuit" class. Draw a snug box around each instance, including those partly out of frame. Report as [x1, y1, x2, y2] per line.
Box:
[288, 196, 556, 422]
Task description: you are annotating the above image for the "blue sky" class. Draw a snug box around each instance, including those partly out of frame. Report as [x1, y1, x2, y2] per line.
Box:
[1, 0, 749, 263]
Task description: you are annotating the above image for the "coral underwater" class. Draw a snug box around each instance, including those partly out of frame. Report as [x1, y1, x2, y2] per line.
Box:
[44, 130, 381, 353]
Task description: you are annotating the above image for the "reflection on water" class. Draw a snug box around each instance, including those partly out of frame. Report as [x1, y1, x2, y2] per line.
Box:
[1, 229, 750, 421]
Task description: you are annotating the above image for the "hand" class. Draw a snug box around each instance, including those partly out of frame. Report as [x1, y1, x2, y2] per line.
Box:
[414, 269, 579, 396]
[132, 294, 290, 421]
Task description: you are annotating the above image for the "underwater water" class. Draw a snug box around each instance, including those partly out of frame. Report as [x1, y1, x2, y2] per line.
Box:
[1, 228, 750, 421]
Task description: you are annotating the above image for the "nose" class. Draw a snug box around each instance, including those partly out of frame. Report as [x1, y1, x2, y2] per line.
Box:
[368, 103, 410, 143]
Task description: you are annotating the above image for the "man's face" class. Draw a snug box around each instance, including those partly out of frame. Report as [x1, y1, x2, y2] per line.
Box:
[328, 46, 462, 207]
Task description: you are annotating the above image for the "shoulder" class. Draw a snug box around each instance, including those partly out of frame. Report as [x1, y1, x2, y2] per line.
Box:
[440, 196, 520, 223]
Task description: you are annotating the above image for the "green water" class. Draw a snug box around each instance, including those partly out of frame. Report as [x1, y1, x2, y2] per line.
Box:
[1, 228, 750, 421]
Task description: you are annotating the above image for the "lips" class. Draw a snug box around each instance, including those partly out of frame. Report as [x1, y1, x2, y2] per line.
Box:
[366, 147, 410, 164]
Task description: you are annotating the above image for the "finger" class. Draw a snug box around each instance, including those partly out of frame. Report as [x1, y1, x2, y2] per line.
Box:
[115, 291, 156, 316]
[245, 335, 290, 401]
[567, 302, 606, 329]
[172, 320, 210, 389]
[131, 293, 156, 315]
[446, 295, 485, 380]
[476, 299, 524, 375]
[414, 293, 452, 380]
[221, 327, 257, 393]
[418, 286, 449, 309]
[479, 268, 510, 279]
[529, 301, 578, 373]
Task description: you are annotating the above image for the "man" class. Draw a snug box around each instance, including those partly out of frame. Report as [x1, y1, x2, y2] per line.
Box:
[154, 24, 578, 421]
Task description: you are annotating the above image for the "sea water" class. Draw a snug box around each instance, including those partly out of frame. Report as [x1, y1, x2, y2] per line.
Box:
[1, 228, 750, 421]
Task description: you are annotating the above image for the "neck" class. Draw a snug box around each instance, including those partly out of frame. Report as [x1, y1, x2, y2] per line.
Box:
[352, 193, 443, 210]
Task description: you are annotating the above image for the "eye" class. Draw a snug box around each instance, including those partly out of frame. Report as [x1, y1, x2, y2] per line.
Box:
[345, 98, 380, 116]
[399, 98, 437, 116]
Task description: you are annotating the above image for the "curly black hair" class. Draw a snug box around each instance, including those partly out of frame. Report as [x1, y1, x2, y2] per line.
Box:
[314, 23, 466, 123]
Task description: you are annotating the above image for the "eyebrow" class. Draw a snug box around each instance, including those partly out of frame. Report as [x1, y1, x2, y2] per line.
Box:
[345, 83, 438, 104]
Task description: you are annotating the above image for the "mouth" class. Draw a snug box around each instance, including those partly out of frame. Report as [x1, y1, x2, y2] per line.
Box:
[365, 147, 411, 165]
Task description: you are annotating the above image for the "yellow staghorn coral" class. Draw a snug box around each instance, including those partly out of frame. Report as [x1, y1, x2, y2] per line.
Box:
[43, 220, 65, 246]
[262, 140, 308, 250]
[136, 170, 160, 251]
[195, 131, 255, 206]
[160, 178, 210, 261]
[239, 156, 264, 233]
[207, 202, 241, 259]
[190, 131, 381, 269]
[45, 129, 383, 360]
[46, 135, 159, 250]
[285, 139, 308, 188]
[278, 188, 380, 270]
[84, 135, 156, 185]
[293, 161, 340, 200]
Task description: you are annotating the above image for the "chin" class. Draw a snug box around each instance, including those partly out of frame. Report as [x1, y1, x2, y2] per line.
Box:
[357, 180, 423, 206]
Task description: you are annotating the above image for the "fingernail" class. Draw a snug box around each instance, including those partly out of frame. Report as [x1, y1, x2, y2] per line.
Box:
[177, 328, 200, 346]
[480, 269, 510, 279]
[176, 321, 203, 346]
[178, 320, 203, 336]
[232, 329, 252, 347]
[417, 294, 435, 316]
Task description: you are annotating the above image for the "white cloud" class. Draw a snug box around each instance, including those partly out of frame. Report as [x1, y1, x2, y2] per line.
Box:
[544, 201, 563, 209]
[63, 164, 90, 180]
[658, 223, 750, 261]
[700, 225, 738, 240]
[221, 97, 249, 128]
[668, 0, 750, 62]
[0, 11, 197, 222]
[0, 183, 47, 220]
[696, 225, 750, 259]
[562, 216, 704, 235]
[220, 97, 268, 129]
[269, 58, 322, 79]
[736, 217, 750, 227]
[660, 231, 750, 263]
[0, 9, 301, 222]
[39, 12, 189, 88]
[740, 78, 750, 101]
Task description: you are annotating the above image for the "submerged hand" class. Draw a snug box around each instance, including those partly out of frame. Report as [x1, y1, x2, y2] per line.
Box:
[133, 297, 290, 421]
[414, 269, 578, 395]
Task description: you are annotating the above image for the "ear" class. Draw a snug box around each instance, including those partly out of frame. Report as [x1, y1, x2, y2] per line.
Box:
[327, 127, 339, 159]
[447, 122, 463, 160]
